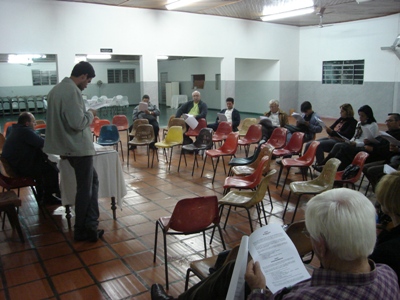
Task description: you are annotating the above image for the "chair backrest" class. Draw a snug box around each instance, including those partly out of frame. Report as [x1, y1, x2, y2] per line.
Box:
[169, 118, 187, 134]
[186, 118, 207, 136]
[133, 124, 155, 143]
[168, 196, 220, 232]
[239, 118, 258, 136]
[242, 124, 262, 142]
[218, 132, 239, 154]
[34, 124, 47, 130]
[248, 169, 277, 206]
[214, 121, 232, 135]
[112, 115, 129, 130]
[313, 158, 341, 188]
[247, 146, 270, 170]
[35, 119, 46, 125]
[0, 157, 17, 178]
[267, 127, 287, 149]
[298, 140, 320, 164]
[98, 124, 120, 142]
[240, 156, 270, 185]
[165, 126, 183, 144]
[166, 115, 176, 128]
[285, 220, 313, 261]
[130, 119, 149, 135]
[336, 151, 369, 183]
[193, 128, 214, 149]
[94, 119, 111, 137]
[283, 131, 304, 153]
[3, 121, 16, 137]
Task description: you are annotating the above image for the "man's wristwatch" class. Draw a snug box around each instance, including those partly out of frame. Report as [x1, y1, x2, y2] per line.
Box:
[250, 288, 266, 295]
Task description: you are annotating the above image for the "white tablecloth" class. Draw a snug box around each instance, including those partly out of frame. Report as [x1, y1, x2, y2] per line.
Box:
[51, 150, 127, 208]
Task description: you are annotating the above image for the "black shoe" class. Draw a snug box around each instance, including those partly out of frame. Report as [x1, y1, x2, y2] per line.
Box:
[276, 159, 282, 166]
[151, 284, 174, 300]
[129, 145, 137, 150]
[149, 143, 157, 150]
[74, 229, 104, 242]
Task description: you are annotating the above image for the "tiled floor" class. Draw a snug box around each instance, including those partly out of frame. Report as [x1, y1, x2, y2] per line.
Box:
[0, 116, 373, 300]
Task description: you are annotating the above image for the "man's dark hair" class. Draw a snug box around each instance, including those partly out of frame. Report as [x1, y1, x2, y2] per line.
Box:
[226, 97, 234, 104]
[142, 94, 150, 100]
[71, 61, 96, 78]
[388, 113, 400, 122]
[18, 112, 32, 125]
[300, 101, 312, 112]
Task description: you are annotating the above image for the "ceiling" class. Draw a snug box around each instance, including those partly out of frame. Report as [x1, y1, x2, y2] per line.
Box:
[54, 0, 400, 27]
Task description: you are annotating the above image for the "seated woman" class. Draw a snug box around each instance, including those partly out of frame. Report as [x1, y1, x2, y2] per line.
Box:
[305, 103, 357, 166]
[369, 171, 400, 284]
[315, 105, 379, 171]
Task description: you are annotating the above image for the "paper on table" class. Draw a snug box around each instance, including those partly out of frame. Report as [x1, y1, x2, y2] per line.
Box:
[384, 164, 397, 174]
[139, 102, 148, 112]
[379, 131, 400, 146]
[291, 112, 305, 124]
[85, 102, 109, 111]
[183, 114, 198, 129]
[226, 224, 311, 298]
[217, 113, 228, 122]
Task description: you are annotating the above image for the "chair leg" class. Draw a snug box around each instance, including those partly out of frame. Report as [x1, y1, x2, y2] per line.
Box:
[280, 167, 291, 197]
[211, 157, 220, 184]
[191, 153, 197, 176]
[282, 190, 292, 221]
[245, 208, 254, 232]
[168, 147, 174, 171]
[4, 206, 24, 242]
[153, 221, 159, 263]
[255, 203, 262, 227]
[291, 194, 304, 224]
[202, 231, 207, 253]
[185, 268, 193, 291]
[267, 186, 273, 209]
[163, 231, 169, 290]
[119, 140, 124, 162]
[216, 224, 226, 250]
[260, 201, 268, 226]
[276, 165, 284, 188]
[200, 155, 208, 177]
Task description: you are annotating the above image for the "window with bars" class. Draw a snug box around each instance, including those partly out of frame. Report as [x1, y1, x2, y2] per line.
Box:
[32, 70, 58, 86]
[322, 60, 364, 85]
[107, 69, 136, 83]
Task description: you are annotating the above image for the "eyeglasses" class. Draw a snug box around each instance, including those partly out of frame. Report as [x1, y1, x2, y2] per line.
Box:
[385, 119, 395, 123]
[301, 228, 310, 238]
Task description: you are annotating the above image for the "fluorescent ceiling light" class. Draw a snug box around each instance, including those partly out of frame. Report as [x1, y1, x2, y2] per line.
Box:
[356, 0, 372, 3]
[262, 0, 313, 15]
[8, 54, 45, 64]
[261, 7, 314, 22]
[157, 55, 169, 60]
[87, 54, 111, 59]
[166, 0, 200, 10]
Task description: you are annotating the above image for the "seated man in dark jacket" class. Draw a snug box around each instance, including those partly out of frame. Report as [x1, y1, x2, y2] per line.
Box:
[363, 113, 400, 191]
[207, 97, 240, 132]
[2, 112, 60, 204]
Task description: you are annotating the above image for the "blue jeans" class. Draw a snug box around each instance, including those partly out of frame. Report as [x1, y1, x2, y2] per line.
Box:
[67, 156, 99, 234]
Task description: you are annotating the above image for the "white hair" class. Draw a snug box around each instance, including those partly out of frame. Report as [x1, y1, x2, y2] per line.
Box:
[269, 99, 279, 106]
[305, 188, 376, 261]
[192, 90, 201, 96]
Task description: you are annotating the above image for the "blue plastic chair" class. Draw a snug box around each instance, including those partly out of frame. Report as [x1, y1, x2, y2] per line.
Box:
[97, 124, 124, 161]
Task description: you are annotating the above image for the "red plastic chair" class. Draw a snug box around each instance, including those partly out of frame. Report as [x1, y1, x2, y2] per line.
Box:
[201, 132, 239, 184]
[212, 121, 232, 147]
[90, 116, 100, 134]
[238, 124, 262, 157]
[334, 151, 369, 189]
[153, 196, 226, 289]
[223, 156, 270, 195]
[185, 118, 207, 138]
[272, 132, 304, 159]
[93, 119, 111, 140]
[276, 141, 320, 196]
[263, 127, 287, 150]
[112, 114, 129, 140]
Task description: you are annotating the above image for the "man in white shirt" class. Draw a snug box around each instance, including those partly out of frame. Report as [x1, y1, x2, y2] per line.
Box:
[207, 97, 241, 132]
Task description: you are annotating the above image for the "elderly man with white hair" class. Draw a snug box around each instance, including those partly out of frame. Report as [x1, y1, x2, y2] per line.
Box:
[259, 99, 288, 140]
[151, 188, 399, 300]
[246, 188, 400, 299]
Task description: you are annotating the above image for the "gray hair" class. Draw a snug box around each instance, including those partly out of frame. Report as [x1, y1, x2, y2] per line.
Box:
[269, 99, 279, 106]
[305, 188, 376, 261]
[192, 90, 201, 96]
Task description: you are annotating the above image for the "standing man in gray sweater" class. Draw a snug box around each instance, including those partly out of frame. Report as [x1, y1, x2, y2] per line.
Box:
[44, 61, 103, 242]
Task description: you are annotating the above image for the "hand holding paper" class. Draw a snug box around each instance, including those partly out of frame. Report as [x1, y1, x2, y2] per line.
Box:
[291, 112, 305, 124]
